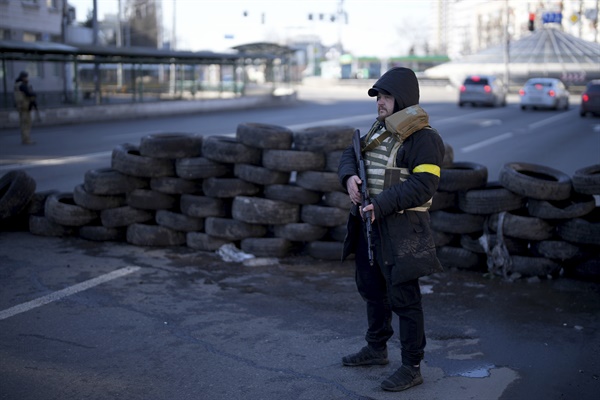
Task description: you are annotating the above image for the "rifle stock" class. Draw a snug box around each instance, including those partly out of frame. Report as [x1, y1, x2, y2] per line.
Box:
[352, 129, 374, 266]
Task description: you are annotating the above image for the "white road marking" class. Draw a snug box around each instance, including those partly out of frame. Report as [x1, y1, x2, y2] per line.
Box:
[527, 111, 573, 130]
[0, 266, 141, 321]
[461, 132, 514, 153]
[478, 119, 502, 127]
[0, 151, 111, 172]
[461, 111, 575, 153]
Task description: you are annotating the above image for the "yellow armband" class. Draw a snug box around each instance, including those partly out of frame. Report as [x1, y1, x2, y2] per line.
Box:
[412, 164, 440, 177]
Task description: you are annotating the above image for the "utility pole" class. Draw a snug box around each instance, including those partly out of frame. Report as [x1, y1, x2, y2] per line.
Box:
[117, 0, 123, 88]
[93, 0, 101, 104]
[170, 0, 176, 96]
[503, 0, 510, 93]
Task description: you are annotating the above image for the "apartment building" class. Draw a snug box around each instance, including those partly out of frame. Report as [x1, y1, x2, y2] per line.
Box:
[0, 0, 66, 92]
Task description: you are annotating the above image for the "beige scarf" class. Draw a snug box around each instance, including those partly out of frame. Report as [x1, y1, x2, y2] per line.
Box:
[384, 104, 430, 142]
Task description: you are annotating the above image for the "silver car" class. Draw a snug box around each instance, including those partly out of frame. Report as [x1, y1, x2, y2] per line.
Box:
[519, 78, 570, 110]
[458, 75, 507, 107]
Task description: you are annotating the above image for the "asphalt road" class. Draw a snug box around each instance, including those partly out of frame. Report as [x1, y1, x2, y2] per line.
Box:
[1, 231, 599, 400]
[1, 84, 599, 192]
[1, 83, 600, 400]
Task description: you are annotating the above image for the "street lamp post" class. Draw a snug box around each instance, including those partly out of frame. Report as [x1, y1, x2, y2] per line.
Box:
[503, 0, 510, 93]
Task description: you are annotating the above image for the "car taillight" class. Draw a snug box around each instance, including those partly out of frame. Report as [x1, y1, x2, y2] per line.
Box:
[582, 93, 589, 102]
[484, 85, 492, 93]
[460, 85, 466, 92]
[519, 89, 525, 96]
[548, 90, 555, 97]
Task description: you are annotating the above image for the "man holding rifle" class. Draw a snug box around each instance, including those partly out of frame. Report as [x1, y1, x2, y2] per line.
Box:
[337, 67, 445, 392]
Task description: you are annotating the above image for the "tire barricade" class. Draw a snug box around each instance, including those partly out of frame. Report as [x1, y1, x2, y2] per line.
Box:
[433, 161, 599, 282]
[0, 124, 599, 282]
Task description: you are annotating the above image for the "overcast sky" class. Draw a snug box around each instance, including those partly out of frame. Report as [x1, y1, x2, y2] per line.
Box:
[68, 0, 433, 57]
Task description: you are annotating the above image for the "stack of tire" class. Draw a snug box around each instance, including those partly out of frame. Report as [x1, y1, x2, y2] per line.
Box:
[5, 124, 354, 260]
[1, 128, 599, 281]
[431, 153, 600, 281]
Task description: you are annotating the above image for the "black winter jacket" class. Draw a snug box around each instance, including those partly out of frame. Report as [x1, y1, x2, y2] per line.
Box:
[338, 126, 445, 282]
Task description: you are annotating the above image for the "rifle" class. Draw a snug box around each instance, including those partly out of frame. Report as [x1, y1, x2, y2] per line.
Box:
[352, 129, 374, 266]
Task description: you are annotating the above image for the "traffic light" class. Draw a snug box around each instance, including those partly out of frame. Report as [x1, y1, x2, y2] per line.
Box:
[528, 13, 535, 31]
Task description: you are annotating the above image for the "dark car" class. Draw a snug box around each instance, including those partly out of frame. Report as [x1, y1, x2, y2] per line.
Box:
[458, 75, 507, 107]
[580, 79, 600, 117]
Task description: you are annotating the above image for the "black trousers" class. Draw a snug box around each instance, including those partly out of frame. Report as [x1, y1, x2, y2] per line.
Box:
[354, 220, 426, 366]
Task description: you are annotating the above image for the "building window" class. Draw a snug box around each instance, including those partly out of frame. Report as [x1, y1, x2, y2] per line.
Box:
[23, 32, 40, 42]
[47, 0, 59, 9]
[25, 61, 43, 78]
[0, 29, 10, 40]
[21, 0, 40, 7]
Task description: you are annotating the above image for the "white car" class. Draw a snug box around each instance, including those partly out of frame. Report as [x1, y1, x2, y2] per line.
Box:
[519, 78, 570, 110]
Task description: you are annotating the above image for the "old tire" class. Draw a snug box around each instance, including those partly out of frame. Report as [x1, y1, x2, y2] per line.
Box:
[572, 164, 600, 195]
[430, 210, 485, 234]
[175, 157, 231, 179]
[0, 170, 36, 220]
[326, 150, 344, 172]
[322, 191, 351, 210]
[273, 223, 328, 242]
[126, 223, 186, 246]
[296, 171, 343, 193]
[530, 240, 581, 261]
[73, 184, 126, 211]
[263, 184, 321, 205]
[442, 142, 454, 168]
[509, 255, 561, 277]
[458, 182, 525, 215]
[100, 206, 154, 228]
[202, 135, 262, 165]
[231, 196, 299, 225]
[83, 168, 148, 195]
[293, 125, 355, 153]
[112, 143, 175, 178]
[487, 211, 554, 241]
[180, 195, 227, 218]
[438, 162, 488, 192]
[79, 225, 126, 242]
[300, 204, 348, 227]
[155, 209, 204, 232]
[236, 122, 293, 150]
[45, 192, 98, 227]
[139, 133, 202, 159]
[186, 232, 232, 251]
[240, 237, 292, 257]
[305, 241, 343, 260]
[527, 194, 596, 220]
[126, 189, 176, 210]
[436, 246, 485, 271]
[262, 149, 325, 172]
[150, 177, 203, 195]
[556, 209, 600, 245]
[234, 164, 290, 185]
[498, 162, 572, 201]
[204, 217, 267, 240]
[202, 177, 260, 198]
[29, 215, 77, 237]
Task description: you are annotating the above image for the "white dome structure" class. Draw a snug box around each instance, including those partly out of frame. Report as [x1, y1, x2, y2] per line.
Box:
[425, 26, 600, 89]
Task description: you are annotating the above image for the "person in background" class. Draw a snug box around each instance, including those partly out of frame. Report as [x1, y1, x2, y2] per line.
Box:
[14, 71, 36, 145]
[337, 67, 445, 392]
